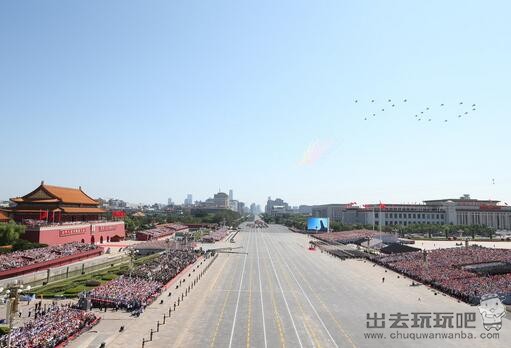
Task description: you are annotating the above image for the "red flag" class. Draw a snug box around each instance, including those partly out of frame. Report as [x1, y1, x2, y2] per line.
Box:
[379, 202, 386, 209]
[112, 211, 126, 218]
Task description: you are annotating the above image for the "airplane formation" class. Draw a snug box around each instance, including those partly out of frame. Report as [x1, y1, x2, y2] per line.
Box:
[354, 98, 477, 123]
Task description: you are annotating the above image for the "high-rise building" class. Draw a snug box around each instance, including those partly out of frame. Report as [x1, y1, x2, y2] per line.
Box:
[213, 192, 229, 208]
[229, 189, 233, 202]
[229, 199, 239, 212]
[238, 202, 245, 215]
[184, 194, 193, 206]
[265, 198, 290, 216]
[250, 203, 257, 215]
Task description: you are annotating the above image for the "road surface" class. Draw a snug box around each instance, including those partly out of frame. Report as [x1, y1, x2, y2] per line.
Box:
[71, 223, 511, 347]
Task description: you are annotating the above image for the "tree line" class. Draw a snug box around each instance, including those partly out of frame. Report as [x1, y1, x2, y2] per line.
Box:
[124, 209, 243, 234]
[260, 213, 499, 240]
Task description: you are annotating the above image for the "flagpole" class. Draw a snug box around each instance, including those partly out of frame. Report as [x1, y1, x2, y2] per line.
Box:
[372, 206, 375, 231]
[379, 203, 382, 242]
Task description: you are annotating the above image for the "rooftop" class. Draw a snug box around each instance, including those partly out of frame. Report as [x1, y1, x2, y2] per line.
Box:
[11, 182, 99, 206]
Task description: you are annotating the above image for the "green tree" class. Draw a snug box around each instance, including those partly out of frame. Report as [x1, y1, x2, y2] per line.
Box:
[123, 216, 138, 233]
[442, 225, 450, 239]
[394, 225, 405, 238]
[468, 225, 477, 240]
[0, 222, 25, 246]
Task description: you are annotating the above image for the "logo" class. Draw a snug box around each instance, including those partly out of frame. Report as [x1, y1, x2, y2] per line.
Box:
[478, 294, 506, 331]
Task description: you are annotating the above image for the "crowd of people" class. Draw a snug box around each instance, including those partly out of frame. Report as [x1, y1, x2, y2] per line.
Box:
[88, 277, 163, 310]
[132, 249, 198, 283]
[373, 246, 511, 303]
[136, 223, 188, 240]
[0, 243, 98, 272]
[0, 305, 99, 348]
[209, 227, 229, 241]
[88, 249, 199, 310]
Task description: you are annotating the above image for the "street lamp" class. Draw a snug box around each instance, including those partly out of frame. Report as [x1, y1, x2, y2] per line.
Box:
[0, 281, 32, 348]
[126, 248, 139, 277]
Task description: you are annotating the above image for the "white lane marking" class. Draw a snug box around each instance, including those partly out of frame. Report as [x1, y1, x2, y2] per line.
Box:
[269, 231, 341, 348]
[228, 227, 251, 348]
[262, 231, 304, 348]
[265, 235, 317, 348]
[255, 230, 268, 348]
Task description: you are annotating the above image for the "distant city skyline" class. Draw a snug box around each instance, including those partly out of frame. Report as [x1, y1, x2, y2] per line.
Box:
[2, 182, 508, 211]
[1, 1, 510, 206]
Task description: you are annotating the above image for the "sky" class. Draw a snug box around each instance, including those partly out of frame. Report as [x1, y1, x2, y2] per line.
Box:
[1, 1, 510, 207]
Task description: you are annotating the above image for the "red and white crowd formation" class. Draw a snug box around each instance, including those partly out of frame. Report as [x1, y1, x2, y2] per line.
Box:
[209, 227, 229, 242]
[0, 243, 98, 272]
[1, 305, 99, 348]
[136, 223, 188, 240]
[373, 246, 511, 303]
[89, 249, 199, 310]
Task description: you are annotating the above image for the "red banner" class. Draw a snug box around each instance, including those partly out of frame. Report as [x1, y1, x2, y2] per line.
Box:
[480, 204, 501, 211]
[112, 211, 126, 218]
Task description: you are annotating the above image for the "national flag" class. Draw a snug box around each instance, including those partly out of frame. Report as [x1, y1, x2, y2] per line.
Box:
[379, 202, 386, 209]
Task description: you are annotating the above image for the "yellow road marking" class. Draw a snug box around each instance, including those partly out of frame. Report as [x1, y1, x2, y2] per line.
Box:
[209, 257, 239, 348]
[263, 246, 286, 348]
[271, 241, 322, 348]
[209, 254, 230, 292]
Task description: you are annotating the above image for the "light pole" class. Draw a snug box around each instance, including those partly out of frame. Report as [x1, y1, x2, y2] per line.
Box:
[126, 248, 139, 278]
[0, 281, 32, 348]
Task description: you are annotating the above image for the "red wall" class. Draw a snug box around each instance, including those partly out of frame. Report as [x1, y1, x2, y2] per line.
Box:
[25, 222, 125, 246]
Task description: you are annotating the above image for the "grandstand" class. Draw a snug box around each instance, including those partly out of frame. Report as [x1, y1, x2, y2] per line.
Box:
[136, 223, 189, 241]
[372, 246, 511, 304]
[88, 249, 199, 310]
[0, 243, 101, 279]
[132, 239, 195, 255]
[201, 227, 229, 243]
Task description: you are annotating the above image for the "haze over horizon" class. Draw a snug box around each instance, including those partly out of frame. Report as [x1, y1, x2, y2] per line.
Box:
[1, 1, 510, 206]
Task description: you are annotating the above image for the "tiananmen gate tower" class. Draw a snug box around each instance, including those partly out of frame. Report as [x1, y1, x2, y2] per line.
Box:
[6, 182, 125, 245]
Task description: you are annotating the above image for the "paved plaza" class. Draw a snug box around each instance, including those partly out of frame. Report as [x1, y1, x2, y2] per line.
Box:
[66, 224, 511, 347]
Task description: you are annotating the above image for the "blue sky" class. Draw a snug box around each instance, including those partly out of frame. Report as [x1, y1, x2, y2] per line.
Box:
[1, 1, 510, 206]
